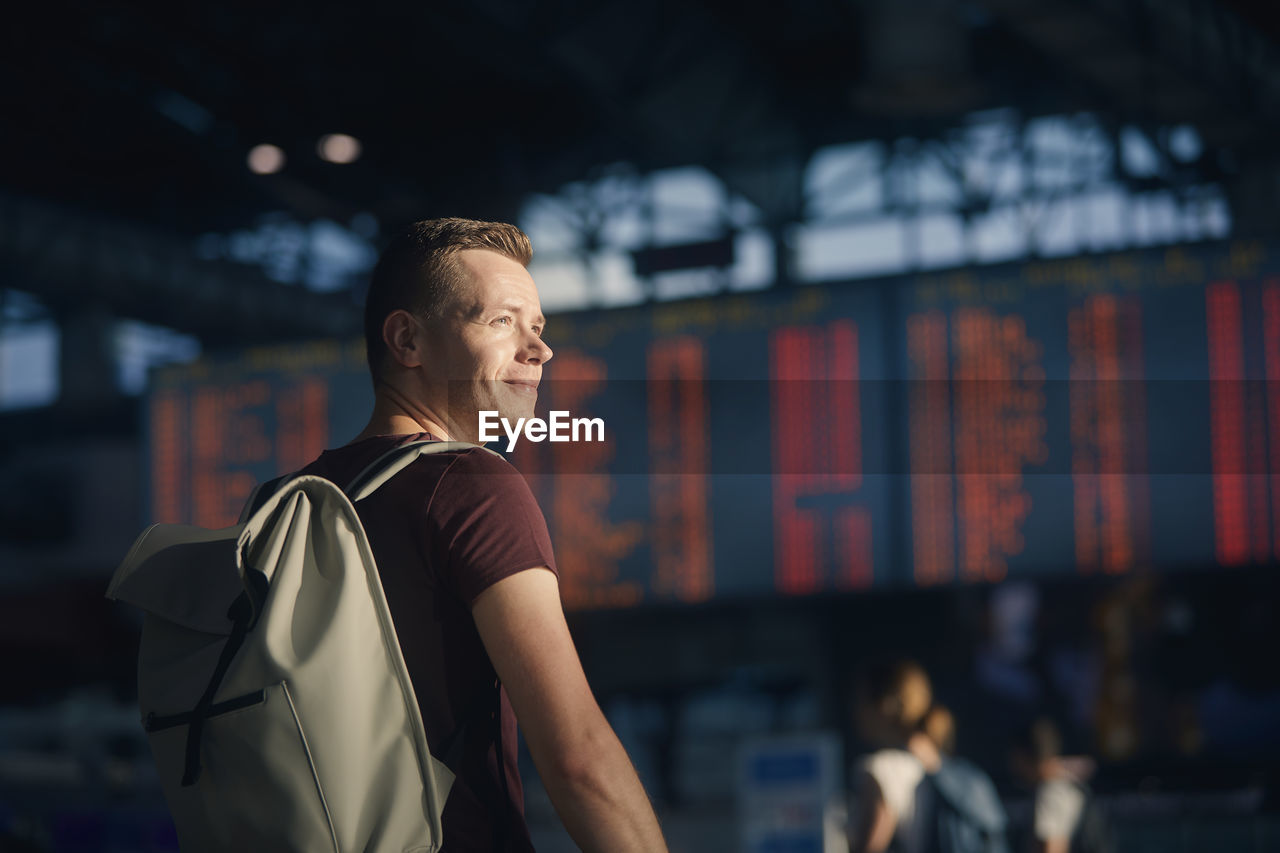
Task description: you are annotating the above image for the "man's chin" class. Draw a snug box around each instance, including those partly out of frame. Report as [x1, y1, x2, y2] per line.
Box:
[502, 400, 538, 422]
[480, 398, 538, 430]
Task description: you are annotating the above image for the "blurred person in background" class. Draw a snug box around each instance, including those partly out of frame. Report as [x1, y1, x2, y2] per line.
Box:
[850, 661, 1009, 853]
[849, 659, 941, 852]
[918, 703, 1010, 853]
[922, 705, 957, 757]
[300, 218, 666, 852]
[1009, 718, 1112, 853]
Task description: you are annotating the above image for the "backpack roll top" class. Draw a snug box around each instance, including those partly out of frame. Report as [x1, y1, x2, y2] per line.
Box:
[108, 522, 246, 637]
[107, 473, 456, 853]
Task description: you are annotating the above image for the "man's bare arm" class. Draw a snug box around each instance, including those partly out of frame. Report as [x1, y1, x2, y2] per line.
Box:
[472, 568, 668, 853]
[850, 774, 895, 853]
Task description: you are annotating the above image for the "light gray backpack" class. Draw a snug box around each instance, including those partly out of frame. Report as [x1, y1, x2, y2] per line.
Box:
[107, 440, 497, 853]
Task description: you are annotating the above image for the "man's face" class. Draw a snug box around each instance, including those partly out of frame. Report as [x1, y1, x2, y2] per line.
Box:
[419, 249, 552, 439]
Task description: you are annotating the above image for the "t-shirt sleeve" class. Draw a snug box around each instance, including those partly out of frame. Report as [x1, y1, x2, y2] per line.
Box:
[424, 449, 558, 604]
[1034, 778, 1086, 841]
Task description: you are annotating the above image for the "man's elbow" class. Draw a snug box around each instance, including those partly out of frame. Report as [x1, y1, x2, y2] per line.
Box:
[540, 725, 625, 795]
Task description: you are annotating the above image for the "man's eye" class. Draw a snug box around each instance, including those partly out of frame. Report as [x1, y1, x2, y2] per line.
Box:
[494, 316, 512, 326]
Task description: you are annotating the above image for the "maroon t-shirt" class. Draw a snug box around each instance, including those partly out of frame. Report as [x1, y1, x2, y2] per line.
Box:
[300, 433, 557, 852]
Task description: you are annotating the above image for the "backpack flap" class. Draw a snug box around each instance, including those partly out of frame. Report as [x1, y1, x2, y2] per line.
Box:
[107, 522, 246, 636]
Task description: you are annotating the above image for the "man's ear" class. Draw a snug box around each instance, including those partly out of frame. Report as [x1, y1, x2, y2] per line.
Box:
[383, 309, 424, 369]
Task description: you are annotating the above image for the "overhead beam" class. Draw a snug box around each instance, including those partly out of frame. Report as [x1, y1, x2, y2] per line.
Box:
[0, 194, 360, 347]
[977, 0, 1280, 140]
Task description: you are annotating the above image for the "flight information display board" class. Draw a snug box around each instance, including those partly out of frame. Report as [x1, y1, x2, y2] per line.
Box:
[147, 241, 1280, 609]
[503, 284, 892, 608]
[897, 242, 1280, 585]
[148, 339, 374, 530]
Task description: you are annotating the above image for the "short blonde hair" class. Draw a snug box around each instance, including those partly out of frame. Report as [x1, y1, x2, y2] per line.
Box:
[363, 218, 533, 384]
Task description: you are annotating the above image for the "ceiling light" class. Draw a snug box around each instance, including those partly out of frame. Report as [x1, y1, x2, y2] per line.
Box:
[318, 133, 361, 164]
[247, 144, 285, 175]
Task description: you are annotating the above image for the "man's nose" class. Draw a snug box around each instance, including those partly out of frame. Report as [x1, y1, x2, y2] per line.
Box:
[522, 334, 553, 365]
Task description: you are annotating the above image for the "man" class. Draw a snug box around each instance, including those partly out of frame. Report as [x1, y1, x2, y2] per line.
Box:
[300, 218, 667, 852]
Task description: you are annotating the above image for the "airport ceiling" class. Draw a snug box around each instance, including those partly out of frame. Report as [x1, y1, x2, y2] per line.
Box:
[6, 0, 1279, 242]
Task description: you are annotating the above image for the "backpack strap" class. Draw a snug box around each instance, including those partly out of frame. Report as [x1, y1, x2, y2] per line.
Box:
[344, 439, 502, 502]
[237, 440, 501, 524]
[180, 587, 259, 786]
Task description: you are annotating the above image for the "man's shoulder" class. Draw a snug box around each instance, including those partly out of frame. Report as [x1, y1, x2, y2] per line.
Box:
[300, 438, 535, 523]
[302, 436, 506, 479]
[430, 445, 538, 508]
[435, 443, 519, 475]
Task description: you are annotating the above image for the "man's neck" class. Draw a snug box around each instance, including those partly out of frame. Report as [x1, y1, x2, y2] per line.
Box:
[352, 388, 455, 444]
[352, 415, 448, 442]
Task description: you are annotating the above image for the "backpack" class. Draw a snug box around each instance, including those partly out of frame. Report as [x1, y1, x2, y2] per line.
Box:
[107, 440, 499, 853]
[903, 757, 1011, 853]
